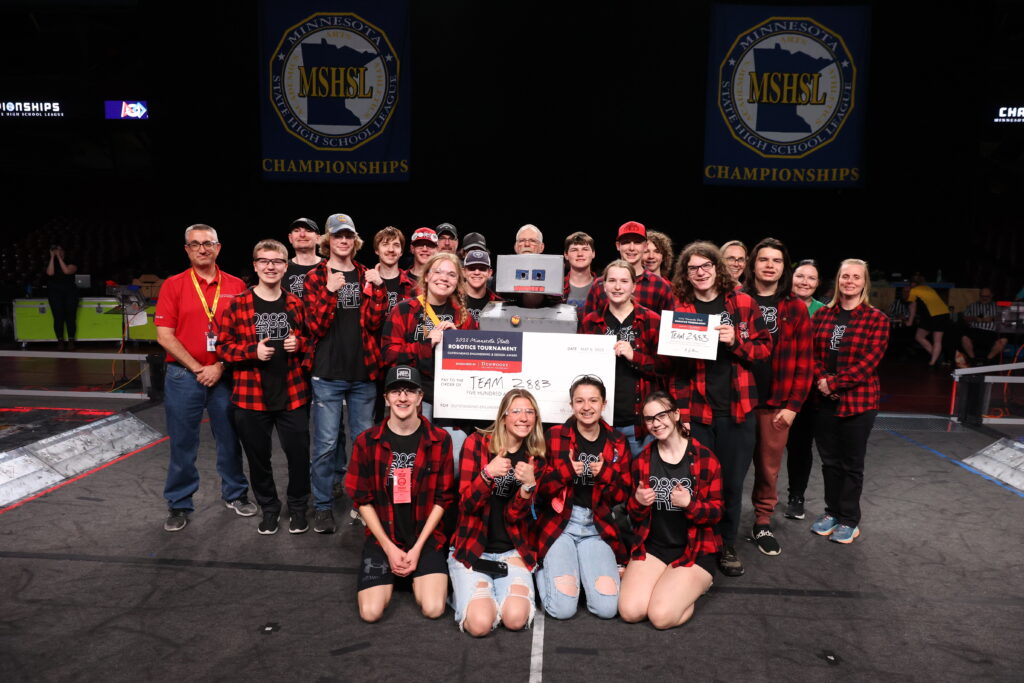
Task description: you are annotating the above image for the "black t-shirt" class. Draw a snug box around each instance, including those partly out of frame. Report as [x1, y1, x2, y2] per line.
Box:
[751, 291, 782, 405]
[466, 293, 494, 323]
[827, 307, 853, 375]
[385, 424, 421, 549]
[412, 301, 455, 404]
[604, 308, 642, 427]
[485, 443, 529, 554]
[312, 268, 370, 382]
[646, 441, 694, 561]
[252, 292, 293, 412]
[571, 426, 606, 509]
[381, 274, 405, 316]
[284, 260, 319, 299]
[694, 295, 735, 417]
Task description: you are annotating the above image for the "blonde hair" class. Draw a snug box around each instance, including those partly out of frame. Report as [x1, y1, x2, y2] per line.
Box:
[827, 258, 873, 308]
[481, 389, 547, 459]
[418, 252, 470, 326]
[318, 230, 365, 257]
[252, 238, 288, 259]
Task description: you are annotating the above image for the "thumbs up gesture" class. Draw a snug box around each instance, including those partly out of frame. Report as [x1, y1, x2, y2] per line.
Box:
[283, 333, 298, 353]
[257, 336, 275, 361]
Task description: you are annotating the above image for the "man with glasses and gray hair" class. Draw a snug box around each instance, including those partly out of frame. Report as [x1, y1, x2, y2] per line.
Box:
[155, 224, 254, 532]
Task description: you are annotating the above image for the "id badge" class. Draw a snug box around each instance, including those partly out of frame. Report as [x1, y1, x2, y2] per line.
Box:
[393, 467, 412, 504]
[206, 331, 217, 352]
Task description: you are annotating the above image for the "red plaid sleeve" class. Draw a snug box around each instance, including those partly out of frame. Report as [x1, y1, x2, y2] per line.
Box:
[766, 295, 813, 412]
[813, 303, 888, 417]
[217, 290, 310, 411]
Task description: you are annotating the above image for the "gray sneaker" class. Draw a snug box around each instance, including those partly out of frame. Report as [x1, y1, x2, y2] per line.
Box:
[164, 509, 189, 532]
[313, 509, 336, 534]
[225, 497, 258, 517]
[718, 545, 744, 577]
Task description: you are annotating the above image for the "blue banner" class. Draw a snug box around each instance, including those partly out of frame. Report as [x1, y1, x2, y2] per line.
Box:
[703, 5, 869, 187]
[258, 1, 410, 182]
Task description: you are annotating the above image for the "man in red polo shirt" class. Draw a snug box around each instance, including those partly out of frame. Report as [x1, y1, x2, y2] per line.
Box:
[155, 224, 253, 532]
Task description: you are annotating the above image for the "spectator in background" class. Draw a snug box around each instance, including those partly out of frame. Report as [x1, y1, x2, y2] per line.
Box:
[720, 240, 748, 288]
[644, 231, 675, 280]
[906, 273, 949, 366]
[960, 288, 1008, 365]
[45, 244, 79, 350]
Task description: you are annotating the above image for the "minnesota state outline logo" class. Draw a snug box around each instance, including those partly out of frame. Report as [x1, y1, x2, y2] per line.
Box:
[718, 17, 856, 159]
[269, 12, 400, 152]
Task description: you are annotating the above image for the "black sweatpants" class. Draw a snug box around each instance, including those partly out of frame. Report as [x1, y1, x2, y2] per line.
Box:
[814, 405, 876, 527]
[690, 414, 755, 546]
[785, 402, 817, 499]
[233, 405, 311, 515]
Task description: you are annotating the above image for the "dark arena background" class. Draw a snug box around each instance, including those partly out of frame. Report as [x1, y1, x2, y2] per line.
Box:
[1, 1, 1022, 681]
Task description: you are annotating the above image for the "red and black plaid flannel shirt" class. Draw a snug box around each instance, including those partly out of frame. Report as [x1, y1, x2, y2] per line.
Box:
[302, 260, 388, 381]
[670, 289, 773, 425]
[580, 303, 670, 436]
[381, 297, 479, 372]
[536, 419, 632, 563]
[344, 417, 456, 552]
[583, 269, 675, 320]
[450, 432, 544, 570]
[627, 436, 723, 567]
[216, 290, 310, 411]
[812, 302, 889, 417]
[747, 292, 814, 411]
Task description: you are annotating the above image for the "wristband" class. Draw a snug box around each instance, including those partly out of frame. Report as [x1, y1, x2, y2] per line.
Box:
[480, 469, 493, 484]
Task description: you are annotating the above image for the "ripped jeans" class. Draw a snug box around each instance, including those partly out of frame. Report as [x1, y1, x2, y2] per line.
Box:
[535, 506, 620, 619]
[447, 547, 535, 631]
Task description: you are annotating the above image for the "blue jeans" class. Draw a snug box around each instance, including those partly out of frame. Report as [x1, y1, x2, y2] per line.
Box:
[536, 506, 620, 619]
[163, 363, 248, 511]
[616, 424, 653, 458]
[447, 548, 536, 631]
[422, 401, 468, 468]
[311, 377, 376, 510]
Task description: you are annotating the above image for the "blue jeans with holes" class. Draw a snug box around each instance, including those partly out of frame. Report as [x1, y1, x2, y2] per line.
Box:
[536, 506, 620, 619]
[163, 363, 248, 511]
[447, 547, 536, 631]
[311, 377, 376, 510]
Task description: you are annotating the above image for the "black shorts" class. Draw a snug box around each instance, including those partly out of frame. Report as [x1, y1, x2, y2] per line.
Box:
[918, 308, 950, 333]
[645, 543, 717, 577]
[966, 328, 1003, 352]
[357, 539, 448, 591]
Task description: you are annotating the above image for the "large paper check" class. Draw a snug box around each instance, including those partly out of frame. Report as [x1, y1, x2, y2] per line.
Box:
[657, 311, 721, 360]
[433, 330, 616, 423]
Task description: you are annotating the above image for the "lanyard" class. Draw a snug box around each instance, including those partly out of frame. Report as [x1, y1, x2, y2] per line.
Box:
[190, 268, 221, 326]
[417, 295, 441, 328]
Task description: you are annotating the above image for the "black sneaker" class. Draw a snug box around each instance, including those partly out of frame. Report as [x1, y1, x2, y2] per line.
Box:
[225, 497, 258, 517]
[752, 524, 782, 556]
[258, 512, 279, 535]
[784, 495, 805, 520]
[163, 509, 189, 532]
[313, 509, 336, 534]
[718, 545, 744, 577]
[289, 509, 309, 534]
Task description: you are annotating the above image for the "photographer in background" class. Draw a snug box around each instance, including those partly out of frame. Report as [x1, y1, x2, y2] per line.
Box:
[45, 244, 79, 350]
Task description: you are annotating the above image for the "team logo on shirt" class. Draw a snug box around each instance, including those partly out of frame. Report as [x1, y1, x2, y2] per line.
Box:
[413, 313, 454, 341]
[492, 469, 521, 497]
[604, 324, 638, 344]
[388, 451, 416, 479]
[719, 310, 734, 327]
[759, 304, 779, 335]
[337, 279, 361, 309]
[268, 13, 400, 151]
[829, 323, 847, 351]
[718, 17, 856, 159]
[255, 311, 291, 340]
[649, 474, 693, 511]
[286, 273, 307, 297]
[574, 451, 601, 486]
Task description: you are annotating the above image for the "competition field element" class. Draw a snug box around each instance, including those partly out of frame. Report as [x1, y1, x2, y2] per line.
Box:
[433, 330, 616, 424]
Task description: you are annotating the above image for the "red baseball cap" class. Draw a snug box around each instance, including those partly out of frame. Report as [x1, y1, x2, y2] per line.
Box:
[410, 227, 438, 245]
[616, 221, 646, 241]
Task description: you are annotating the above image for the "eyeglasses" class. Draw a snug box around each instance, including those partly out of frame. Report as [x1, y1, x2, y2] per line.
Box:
[723, 256, 746, 264]
[516, 238, 540, 245]
[387, 387, 420, 396]
[506, 408, 536, 417]
[186, 241, 218, 250]
[430, 269, 459, 281]
[642, 409, 674, 425]
[254, 258, 287, 267]
[686, 262, 715, 274]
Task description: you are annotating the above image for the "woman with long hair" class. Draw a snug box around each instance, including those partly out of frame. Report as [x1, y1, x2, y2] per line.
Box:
[783, 259, 825, 520]
[580, 259, 667, 456]
[382, 251, 478, 455]
[448, 389, 546, 636]
[535, 375, 631, 620]
[669, 241, 771, 578]
[810, 259, 888, 544]
[618, 391, 723, 629]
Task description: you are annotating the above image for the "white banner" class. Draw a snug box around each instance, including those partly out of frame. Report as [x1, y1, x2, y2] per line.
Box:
[433, 329, 616, 424]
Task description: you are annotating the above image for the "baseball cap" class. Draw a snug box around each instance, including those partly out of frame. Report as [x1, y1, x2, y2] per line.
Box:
[616, 221, 646, 241]
[436, 222, 458, 239]
[385, 365, 423, 390]
[411, 227, 439, 245]
[463, 249, 491, 269]
[288, 217, 320, 234]
[326, 214, 357, 235]
[462, 232, 487, 251]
